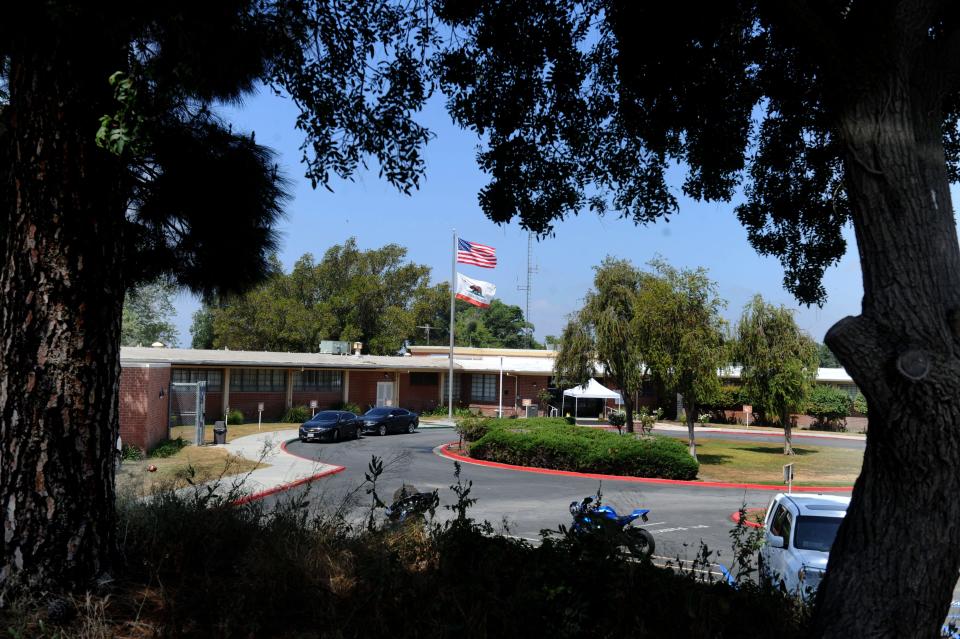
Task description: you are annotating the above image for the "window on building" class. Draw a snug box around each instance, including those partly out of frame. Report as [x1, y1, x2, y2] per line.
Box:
[293, 370, 342, 392]
[442, 374, 461, 401]
[171, 368, 222, 392]
[471, 374, 498, 402]
[233, 368, 286, 392]
[410, 372, 439, 386]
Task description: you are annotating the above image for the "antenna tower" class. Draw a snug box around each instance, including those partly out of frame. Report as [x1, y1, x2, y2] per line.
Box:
[516, 232, 538, 348]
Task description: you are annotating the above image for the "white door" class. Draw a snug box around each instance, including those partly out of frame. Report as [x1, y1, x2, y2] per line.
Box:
[376, 381, 395, 407]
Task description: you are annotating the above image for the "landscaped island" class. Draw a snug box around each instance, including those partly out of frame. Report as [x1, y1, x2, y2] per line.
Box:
[461, 418, 699, 480]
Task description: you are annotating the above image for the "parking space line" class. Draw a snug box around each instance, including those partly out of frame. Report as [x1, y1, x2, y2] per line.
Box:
[649, 524, 710, 534]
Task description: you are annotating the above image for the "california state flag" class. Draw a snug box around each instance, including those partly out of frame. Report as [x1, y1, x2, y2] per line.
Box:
[455, 272, 496, 308]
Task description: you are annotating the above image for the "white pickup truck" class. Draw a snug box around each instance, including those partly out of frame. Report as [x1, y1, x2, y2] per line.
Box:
[758, 492, 850, 599]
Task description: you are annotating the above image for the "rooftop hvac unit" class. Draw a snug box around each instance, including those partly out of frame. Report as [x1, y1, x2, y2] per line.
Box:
[318, 340, 351, 355]
[524, 404, 539, 419]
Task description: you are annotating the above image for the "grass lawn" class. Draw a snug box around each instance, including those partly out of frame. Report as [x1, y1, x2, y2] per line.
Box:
[694, 438, 862, 486]
[117, 445, 266, 497]
[170, 421, 295, 444]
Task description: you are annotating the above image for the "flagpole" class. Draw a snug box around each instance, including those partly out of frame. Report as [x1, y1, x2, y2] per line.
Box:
[448, 230, 457, 420]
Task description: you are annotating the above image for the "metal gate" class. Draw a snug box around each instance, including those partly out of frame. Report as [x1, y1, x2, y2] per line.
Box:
[169, 381, 207, 445]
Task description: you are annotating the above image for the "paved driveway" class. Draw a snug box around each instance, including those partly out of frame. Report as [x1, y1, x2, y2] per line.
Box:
[279, 430, 836, 566]
[272, 428, 959, 624]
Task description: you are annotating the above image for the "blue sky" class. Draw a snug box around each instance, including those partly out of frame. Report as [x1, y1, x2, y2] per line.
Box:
[171, 87, 896, 347]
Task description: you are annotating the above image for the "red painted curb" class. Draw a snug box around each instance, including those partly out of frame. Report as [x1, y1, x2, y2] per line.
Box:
[731, 508, 766, 529]
[436, 443, 854, 492]
[280, 438, 327, 461]
[229, 439, 345, 506]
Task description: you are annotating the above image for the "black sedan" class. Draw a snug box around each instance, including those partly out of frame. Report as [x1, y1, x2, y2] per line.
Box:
[361, 408, 419, 436]
[298, 410, 362, 443]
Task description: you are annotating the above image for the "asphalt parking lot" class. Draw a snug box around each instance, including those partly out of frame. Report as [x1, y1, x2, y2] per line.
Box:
[275, 429, 842, 574]
[268, 427, 960, 624]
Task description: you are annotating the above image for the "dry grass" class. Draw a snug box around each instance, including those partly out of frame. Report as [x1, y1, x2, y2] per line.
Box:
[116, 446, 265, 497]
[169, 421, 294, 444]
[694, 438, 862, 486]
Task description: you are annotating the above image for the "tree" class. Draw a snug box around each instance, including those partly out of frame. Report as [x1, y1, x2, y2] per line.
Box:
[120, 280, 179, 347]
[211, 241, 430, 355]
[409, 284, 539, 348]
[189, 303, 216, 350]
[635, 260, 727, 460]
[433, 3, 960, 632]
[554, 258, 646, 433]
[853, 392, 868, 416]
[817, 343, 841, 368]
[735, 296, 818, 455]
[806, 385, 851, 430]
[1, 3, 434, 591]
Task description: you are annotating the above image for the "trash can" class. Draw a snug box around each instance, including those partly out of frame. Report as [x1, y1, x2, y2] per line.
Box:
[213, 420, 227, 445]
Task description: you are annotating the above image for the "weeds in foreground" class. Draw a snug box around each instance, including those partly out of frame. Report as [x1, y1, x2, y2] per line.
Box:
[3, 459, 809, 639]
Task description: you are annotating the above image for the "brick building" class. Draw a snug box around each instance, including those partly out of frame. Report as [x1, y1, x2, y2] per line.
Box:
[119, 345, 559, 449]
[118, 345, 863, 450]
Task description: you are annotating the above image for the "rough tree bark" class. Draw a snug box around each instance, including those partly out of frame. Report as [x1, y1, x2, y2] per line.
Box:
[684, 399, 698, 460]
[780, 406, 794, 456]
[623, 394, 635, 434]
[0, 42, 127, 590]
[813, 72, 960, 636]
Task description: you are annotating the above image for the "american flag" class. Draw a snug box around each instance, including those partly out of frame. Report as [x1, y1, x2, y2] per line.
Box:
[456, 238, 497, 268]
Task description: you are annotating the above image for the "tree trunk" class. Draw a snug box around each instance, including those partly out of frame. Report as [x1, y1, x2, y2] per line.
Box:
[812, 76, 960, 636]
[623, 396, 635, 434]
[0, 41, 127, 591]
[684, 400, 697, 460]
[781, 407, 794, 456]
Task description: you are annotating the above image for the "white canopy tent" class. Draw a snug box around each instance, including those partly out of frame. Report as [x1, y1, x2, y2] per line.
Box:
[561, 378, 622, 419]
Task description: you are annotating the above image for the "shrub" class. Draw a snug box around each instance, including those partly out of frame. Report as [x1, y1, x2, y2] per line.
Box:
[805, 386, 849, 428]
[227, 409, 245, 425]
[149, 437, 188, 459]
[468, 419, 698, 480]
[52, 470, 806, 638]
[852, 392, 868, 416]
[536, 388, 553, 408]
[637, 407, 663, 433]
[121, 443, 144, 461]
[420, 405, 475, 418]
[330, 400, 364, 414]
[7, 455, 806, 637]
[608, 410, 626, 427]
[282, 405, 312, 423]
[457, 417, 492, 442]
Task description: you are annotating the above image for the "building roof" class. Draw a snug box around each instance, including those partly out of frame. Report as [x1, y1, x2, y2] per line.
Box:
[119, 346, 554, 374]
[719, 365, 853, 384]
[408, 345, 557, 358]
[121, 345, 854, 383]
[120, 347, 452, 371]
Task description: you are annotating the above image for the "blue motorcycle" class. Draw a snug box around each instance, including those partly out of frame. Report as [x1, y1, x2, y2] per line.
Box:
[568, 495, 656, 559]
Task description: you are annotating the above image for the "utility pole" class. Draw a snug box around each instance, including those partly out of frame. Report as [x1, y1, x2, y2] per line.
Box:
[416, 324, 434, 345]
[516, 231, 538, 348]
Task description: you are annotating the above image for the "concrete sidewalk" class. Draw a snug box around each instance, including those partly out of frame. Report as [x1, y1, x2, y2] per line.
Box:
[652, 421, 866, 441]
[215, 429, 343, 503]
[418, 419, 456, 429]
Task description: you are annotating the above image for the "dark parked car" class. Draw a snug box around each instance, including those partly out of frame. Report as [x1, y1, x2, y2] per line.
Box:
[361, 408, 419, 436]
[299, 410, 361, 443]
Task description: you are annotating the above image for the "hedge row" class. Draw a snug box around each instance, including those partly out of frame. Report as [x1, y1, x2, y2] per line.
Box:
[467, 418, 698, 480]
